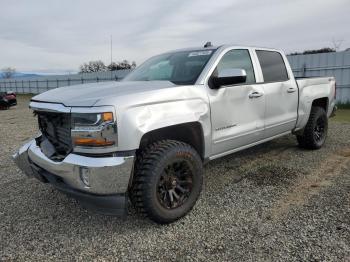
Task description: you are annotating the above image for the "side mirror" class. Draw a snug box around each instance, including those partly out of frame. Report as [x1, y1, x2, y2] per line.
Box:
[210, 68, 247, 89]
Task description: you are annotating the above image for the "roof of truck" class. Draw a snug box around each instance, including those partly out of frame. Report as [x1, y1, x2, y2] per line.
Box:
[167, 44, 281, 54]
[166, 45, 221, 53]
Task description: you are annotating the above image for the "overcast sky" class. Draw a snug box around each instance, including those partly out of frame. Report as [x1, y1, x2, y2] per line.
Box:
[1, 0, 349, 73]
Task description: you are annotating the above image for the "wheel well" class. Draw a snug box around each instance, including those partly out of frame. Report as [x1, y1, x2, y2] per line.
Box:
[139, 122, 204, 159]
[312, 97, 328, 112]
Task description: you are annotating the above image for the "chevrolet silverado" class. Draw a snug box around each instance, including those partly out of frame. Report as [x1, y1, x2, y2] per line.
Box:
[13, 43, 336, 223]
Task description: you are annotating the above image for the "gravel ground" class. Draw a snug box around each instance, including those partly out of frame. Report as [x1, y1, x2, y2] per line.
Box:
[0, 95, 350, 261]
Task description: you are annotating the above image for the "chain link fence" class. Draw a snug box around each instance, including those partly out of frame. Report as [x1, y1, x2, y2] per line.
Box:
[0, 70, 131, 94]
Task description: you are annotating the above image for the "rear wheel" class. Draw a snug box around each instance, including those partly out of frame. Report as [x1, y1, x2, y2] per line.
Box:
[130, 140, 203, 224]
[297, 106, 328, 149]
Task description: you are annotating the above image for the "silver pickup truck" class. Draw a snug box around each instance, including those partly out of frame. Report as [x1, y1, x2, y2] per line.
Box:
[13, 43, 336, 224]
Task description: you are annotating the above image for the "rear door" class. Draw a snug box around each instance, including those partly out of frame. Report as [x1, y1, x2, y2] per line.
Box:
[254, 50, 298, 137]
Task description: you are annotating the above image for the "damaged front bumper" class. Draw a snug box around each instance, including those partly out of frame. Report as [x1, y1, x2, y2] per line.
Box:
[13, 136, 135, 216]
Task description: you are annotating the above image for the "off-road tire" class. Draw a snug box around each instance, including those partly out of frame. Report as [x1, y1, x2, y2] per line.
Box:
[297, 106, 328, 149]
[130, 140, 203, 224]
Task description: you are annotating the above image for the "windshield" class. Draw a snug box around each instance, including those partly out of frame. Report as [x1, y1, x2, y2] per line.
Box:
[123, 49, 216, 85]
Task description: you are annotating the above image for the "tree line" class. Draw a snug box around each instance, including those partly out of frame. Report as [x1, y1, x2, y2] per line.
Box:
[0, 60, 136, 79]
[1, 67, 16, 79]
[288, 47, 336, 56]
[79, 60, 136, 73]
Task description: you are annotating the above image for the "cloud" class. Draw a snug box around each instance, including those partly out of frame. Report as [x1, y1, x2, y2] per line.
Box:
[0, 0, 348, 72]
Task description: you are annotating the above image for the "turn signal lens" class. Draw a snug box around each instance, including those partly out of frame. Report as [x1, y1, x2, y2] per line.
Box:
[102, 112, 113, 122]
[74, 138, 115, 147]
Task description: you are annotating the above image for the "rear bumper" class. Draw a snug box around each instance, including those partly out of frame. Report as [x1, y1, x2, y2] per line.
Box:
[13, 136, 135, 215]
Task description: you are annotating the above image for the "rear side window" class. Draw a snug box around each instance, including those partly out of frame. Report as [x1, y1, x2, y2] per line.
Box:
[256, 50, 289, 82]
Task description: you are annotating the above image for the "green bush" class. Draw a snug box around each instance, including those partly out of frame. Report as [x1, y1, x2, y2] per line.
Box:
[337, 101, 350, 109]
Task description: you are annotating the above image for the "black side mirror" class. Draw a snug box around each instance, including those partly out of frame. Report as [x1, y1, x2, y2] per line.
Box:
[210, 68, 247, 89]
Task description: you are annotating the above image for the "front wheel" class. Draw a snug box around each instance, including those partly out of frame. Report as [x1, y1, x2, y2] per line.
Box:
[297, 106, 328, 149]
[130, 140, 203, 224]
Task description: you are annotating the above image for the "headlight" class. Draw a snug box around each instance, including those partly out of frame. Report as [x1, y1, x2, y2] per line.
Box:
[71, 112, 117, 148]
[72, 112, 113, 128]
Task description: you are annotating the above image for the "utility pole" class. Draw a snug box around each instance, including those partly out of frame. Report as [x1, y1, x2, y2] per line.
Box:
[110, 35, 113, 79]
[110, 35, 113, 65]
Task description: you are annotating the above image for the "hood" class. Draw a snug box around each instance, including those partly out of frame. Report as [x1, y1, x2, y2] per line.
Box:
[32, 81, 176, 107]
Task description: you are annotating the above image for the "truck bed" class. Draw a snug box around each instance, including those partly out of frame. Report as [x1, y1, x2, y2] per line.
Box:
[296, 76, 335, 89]
[294, 76, 336, 131]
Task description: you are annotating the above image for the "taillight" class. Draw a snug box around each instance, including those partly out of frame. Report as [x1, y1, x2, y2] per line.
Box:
[334, 82, 337, 99]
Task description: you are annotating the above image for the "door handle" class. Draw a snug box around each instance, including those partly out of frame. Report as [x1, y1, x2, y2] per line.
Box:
[248, 91, 263, 98]
[287, 87, 297, 93]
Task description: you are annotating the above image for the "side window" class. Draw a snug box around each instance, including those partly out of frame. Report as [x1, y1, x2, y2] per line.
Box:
[256, 50, 289, 82]
[216, 49, 256, 84]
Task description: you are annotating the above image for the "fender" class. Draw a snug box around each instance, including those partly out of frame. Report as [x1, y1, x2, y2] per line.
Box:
[115, 88, 212, 158]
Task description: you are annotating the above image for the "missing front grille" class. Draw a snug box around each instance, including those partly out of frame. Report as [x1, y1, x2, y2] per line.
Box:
[35, 111, 72, 159]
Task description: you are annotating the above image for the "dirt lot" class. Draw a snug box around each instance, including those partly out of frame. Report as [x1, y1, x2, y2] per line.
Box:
[1, 95, 350, 261]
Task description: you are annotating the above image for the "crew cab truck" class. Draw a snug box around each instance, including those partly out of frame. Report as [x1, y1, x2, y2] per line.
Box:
[13, 44, 336, 224]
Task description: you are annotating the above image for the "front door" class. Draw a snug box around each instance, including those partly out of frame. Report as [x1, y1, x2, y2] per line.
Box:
[207, 49, 265, 156]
